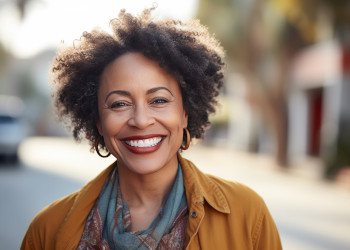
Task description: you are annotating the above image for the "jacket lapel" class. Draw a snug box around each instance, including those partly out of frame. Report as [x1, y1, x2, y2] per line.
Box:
[179, 154, 230, 214]
[178, 154, 230, 249]
[55, 161, 117, 249]
[54, 155, 229, 249]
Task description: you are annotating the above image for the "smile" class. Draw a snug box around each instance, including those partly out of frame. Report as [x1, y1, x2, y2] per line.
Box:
[121, 135, 165, 154]
[124, 137, 162, 148]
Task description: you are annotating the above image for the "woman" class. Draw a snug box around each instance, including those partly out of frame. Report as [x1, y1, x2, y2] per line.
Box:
[21, 8, 282, 250]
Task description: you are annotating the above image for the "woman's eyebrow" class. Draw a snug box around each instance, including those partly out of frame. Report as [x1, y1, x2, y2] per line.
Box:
[104, 86, 173, 102]
[146, 87, 174, 96]
[105, 90, 131, 102]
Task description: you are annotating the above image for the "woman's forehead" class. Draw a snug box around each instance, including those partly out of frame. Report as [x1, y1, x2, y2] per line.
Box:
[100, 52, 180, 93]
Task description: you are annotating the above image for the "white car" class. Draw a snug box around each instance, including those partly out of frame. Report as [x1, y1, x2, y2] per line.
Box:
[0, 96, 29, 163]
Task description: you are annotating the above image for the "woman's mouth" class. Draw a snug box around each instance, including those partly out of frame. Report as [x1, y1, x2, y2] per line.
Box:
[124, 137, 162, 147]
[121, 135, 164, 154]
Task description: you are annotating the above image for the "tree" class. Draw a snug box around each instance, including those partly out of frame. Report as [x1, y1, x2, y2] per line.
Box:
[196, 0, 325, 166]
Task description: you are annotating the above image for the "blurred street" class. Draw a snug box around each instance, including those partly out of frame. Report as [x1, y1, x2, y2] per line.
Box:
[1, 137, 350, 250]
[0, 164, 83, 250]
[1, 1, 350, 249]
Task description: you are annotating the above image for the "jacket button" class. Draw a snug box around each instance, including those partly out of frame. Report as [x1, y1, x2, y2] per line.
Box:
[191, 211, 198, 218]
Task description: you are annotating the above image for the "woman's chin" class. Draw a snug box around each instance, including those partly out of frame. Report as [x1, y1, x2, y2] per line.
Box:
[118, 153, 178, 176]
[122, 162, 167, 176]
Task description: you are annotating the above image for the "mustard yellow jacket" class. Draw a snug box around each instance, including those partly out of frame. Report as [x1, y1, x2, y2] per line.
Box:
[21, 155, 282, 249]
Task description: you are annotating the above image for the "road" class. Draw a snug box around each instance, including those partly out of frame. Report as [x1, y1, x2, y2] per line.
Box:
[0, 137, 350, 250]
[0, 163, 83, 250]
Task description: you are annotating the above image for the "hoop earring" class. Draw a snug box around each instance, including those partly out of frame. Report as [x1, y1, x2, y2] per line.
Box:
[95, 143, 111, 158]
[181, 128, 190, 150]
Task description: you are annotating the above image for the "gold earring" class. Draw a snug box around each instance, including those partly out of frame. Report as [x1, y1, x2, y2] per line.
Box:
[181, 128, 190, 150]
[95, 142, 111, 158]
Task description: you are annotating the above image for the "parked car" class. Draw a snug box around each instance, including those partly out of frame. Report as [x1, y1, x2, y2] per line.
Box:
[0, 95, 29, 163]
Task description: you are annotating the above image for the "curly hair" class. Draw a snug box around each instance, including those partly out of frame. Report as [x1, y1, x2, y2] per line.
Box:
[51, 8, 225, 152]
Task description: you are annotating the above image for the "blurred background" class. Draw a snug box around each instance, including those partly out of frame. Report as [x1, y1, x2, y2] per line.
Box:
[0, 0, 350, 249]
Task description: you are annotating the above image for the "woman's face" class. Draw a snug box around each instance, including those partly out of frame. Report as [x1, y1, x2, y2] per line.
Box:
[97, 52, 188, 175]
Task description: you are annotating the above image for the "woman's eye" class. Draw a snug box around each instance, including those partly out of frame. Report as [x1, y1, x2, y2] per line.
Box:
[109, 101, 130, 109]
[151, 98, 168, 105]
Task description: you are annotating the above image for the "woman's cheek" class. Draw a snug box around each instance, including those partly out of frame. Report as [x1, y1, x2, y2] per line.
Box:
[103, 113, 124, 135]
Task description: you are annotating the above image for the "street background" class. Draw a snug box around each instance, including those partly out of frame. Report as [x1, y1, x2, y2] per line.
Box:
[1, 0, 350, 249]
[1, 137, 350, 250]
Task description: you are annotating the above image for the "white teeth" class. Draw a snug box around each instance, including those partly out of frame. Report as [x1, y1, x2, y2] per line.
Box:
[125, 137, 162, 147]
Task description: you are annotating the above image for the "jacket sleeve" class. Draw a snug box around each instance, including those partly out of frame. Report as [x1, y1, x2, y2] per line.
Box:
[252, 203, 282, 250]
[20, 223, 42, 250]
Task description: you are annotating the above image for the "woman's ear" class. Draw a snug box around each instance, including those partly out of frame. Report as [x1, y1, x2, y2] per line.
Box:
[96, 121, 103, 136]
[182, 110, 188, 128]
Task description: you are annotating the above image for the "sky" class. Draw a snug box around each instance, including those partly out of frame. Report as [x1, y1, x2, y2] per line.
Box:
[0, 0, 198, 58]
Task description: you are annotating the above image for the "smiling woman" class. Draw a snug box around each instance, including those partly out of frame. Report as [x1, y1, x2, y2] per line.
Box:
[97, 53, 187, 177]
[21, 8, 282, 250]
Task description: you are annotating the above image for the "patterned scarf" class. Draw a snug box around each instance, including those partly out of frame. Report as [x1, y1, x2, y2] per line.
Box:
[78, 165, 188, 250]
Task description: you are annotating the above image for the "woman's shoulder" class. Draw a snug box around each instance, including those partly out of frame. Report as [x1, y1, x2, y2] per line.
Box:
[200, 175, 281, 249]
[180, 156, 266, 210]
[21, 191, 78, 249]
[204, 173, 281, 248]
[207, 174, 265, 208]
[31, 191, 78, 227]
[181, 157, 282, 249]
[21, 163, 116, 249]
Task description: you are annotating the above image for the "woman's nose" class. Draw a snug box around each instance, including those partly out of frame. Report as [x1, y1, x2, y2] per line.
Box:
[127, 105, 155, 129]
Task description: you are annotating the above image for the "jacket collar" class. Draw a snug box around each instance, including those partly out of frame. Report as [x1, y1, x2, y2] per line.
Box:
[178, 153, 230, 214]
[56, 154, 230, 248]
[55, 161, 117, 249]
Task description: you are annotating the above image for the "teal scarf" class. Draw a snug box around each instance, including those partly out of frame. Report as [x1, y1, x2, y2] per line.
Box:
[78, 164, 188, 249]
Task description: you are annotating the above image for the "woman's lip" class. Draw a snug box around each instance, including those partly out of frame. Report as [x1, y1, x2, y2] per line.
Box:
[122, 137, 164, 154]
[120, 134, 165, 140]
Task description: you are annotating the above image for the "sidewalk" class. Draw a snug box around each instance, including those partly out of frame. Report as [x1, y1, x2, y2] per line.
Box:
[19, 137, 350, 250]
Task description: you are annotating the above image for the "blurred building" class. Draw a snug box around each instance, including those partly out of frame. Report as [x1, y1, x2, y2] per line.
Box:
[206, 38, 350, 178]
[289, 39, 350, 176]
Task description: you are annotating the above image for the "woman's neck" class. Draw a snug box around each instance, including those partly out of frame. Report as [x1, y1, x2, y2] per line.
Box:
[117, 156, 179, 232]
[118, 156, 179, 210]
